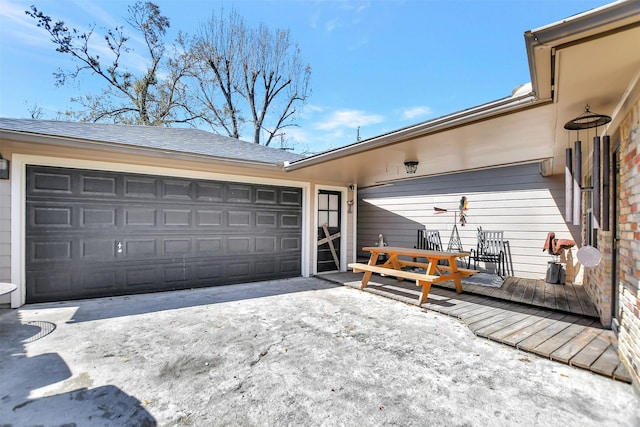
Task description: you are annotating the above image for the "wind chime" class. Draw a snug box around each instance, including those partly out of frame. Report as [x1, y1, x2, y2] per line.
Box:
[434, 196, 468, 252]
[563, 105, 611, 231]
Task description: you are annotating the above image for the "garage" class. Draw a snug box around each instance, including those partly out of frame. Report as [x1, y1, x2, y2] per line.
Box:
[25, 165, 302, 303]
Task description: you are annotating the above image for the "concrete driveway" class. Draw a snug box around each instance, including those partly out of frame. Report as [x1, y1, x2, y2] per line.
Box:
[1, 277, 638, 426]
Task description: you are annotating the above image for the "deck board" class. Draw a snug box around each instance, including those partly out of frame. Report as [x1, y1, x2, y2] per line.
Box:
[516, 315, 582, 351]
[554, 284, 571, 312]
[570, 332, 611, 369]
[530, 280, 547, 307]
[488, 311, 554, 343]
[543, 282, 557, 310]
[573, 285, 599, 317]
[459, 304, 513, 325]
[520, 279, 536, 304]
[501, 315, 571, 347]
[474, 311, 532, 338]
[562, 284, 584, 315]
[591, 345, 622, 377]
[531, 323, 587, 357]
[509, 277, 528, 302]
[466, 309, 514, 331]
[550, 328, 602, 363]
[500, 277, 520, 300]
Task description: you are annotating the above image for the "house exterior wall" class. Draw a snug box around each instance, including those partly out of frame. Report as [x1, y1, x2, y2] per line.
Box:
[0, 179, 10, 305]
[0, 136, 353, 307]
[356, 163, 581, 280]
[604, 94, 639, 389]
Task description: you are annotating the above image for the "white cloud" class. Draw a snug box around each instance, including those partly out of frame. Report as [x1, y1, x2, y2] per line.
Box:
[325, 17, 341, 32]
[402, 106, 433, 120]
[315, 109, 384, 131]
[73, 0, 123, 28]
[299, 103, 324, 119]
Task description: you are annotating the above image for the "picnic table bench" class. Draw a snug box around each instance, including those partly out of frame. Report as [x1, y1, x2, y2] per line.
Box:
[348, 246, 477, 305]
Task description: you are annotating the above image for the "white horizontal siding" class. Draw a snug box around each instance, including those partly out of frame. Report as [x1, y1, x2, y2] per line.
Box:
[356, 163, 582, 281]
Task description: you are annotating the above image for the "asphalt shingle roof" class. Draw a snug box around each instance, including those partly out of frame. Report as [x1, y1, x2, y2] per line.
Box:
[0, 118, 303, 165]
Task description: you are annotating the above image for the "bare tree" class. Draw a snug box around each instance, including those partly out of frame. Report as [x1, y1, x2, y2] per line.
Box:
[26, 2, 199, 126]
[190, 9, 311, 145]
[24, 102, 44, 119]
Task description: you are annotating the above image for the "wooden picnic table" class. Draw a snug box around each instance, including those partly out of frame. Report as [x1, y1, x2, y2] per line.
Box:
[348, 246, 477, 305]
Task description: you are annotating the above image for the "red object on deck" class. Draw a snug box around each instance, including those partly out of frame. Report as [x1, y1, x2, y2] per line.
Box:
[543, 232, 576, 255]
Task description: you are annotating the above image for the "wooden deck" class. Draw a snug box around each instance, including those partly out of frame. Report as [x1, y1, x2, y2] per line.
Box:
[317, 271, 631, 384]
[434, 276, 600, 318]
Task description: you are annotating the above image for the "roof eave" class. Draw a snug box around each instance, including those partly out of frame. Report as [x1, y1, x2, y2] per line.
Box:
[285, 92, 539, 172]
[0, 129, 286, 170]
[524, 0, 640, 99]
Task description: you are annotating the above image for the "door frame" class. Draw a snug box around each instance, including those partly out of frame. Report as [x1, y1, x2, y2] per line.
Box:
[10, 153, 310, 307]
[313, 185, 350, 275]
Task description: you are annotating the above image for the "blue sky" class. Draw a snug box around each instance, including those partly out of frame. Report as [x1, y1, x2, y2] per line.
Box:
[0, 0, 613, 153]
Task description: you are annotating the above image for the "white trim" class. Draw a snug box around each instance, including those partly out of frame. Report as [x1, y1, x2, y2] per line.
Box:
[9, 154, 311, 307]
[9, 157, 24, 308]
[349, 185, 358, 265]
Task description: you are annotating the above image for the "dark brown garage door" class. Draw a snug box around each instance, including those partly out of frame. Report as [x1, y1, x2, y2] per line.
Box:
[26, 166, 302, 303]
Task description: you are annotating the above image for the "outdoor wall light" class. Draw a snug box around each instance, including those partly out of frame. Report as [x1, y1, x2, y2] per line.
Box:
[0, 154, 9, 180]
[404, 161, 419, 174]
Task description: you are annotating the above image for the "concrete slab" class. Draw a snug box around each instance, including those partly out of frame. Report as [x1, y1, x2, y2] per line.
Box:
[1, 277, 638, 426]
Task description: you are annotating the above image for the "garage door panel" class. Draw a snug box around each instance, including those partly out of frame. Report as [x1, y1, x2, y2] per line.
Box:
[195, 263, 223, 280]
[281, 236, 301, 251]
[281, 258, 301, 274]
[124, 176, 158, 198]
[163, 238, 192, 254]
[162, 179, 193, 200]
[82, 270, 118, 290]
[31, 171, 72, 194]
[125, 239, 158, 257]
[125, 207, 157, 226]
[228, 185, 251, 202]
[30, 240, 72, 262]
[195, 182, 224, 202]
[163, 209, 192, 226]
[28, 271, 72, 295]
[228, 211, 251, 226]
[81, 239, 116, 259]
[228, 237, 251, 253]
[255, 236, 277, 252]
[126, 267, 160, 288]
[163, 265, 191, 283]
[196, 210, 223, 226]
[281, 190, 302, 205]
[81, 207, 117, 227]
[256, 188, 277, 204]
[196, 238, 223, 254]
[281, 213, 300, 228]
[255, 260, 276, 275]
[228, 262, 252, 278]
[26, 166, 302, 303]
[81, 175, 117, 196]
[256, 212, 277, 227]
[32, 206, 72, 228]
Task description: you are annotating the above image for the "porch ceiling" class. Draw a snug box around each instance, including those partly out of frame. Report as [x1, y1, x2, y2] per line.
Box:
[286, 5, 640, 189]
[288, 104, 557, 188]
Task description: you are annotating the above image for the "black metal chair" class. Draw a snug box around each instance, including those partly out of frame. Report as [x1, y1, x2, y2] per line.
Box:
[469, 227, 506, 277]
[416, 229, 443, 251]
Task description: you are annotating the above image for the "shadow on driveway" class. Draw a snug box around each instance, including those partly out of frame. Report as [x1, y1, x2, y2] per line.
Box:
[37, 277, 339, 324]
[0, 310, 156, 426]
